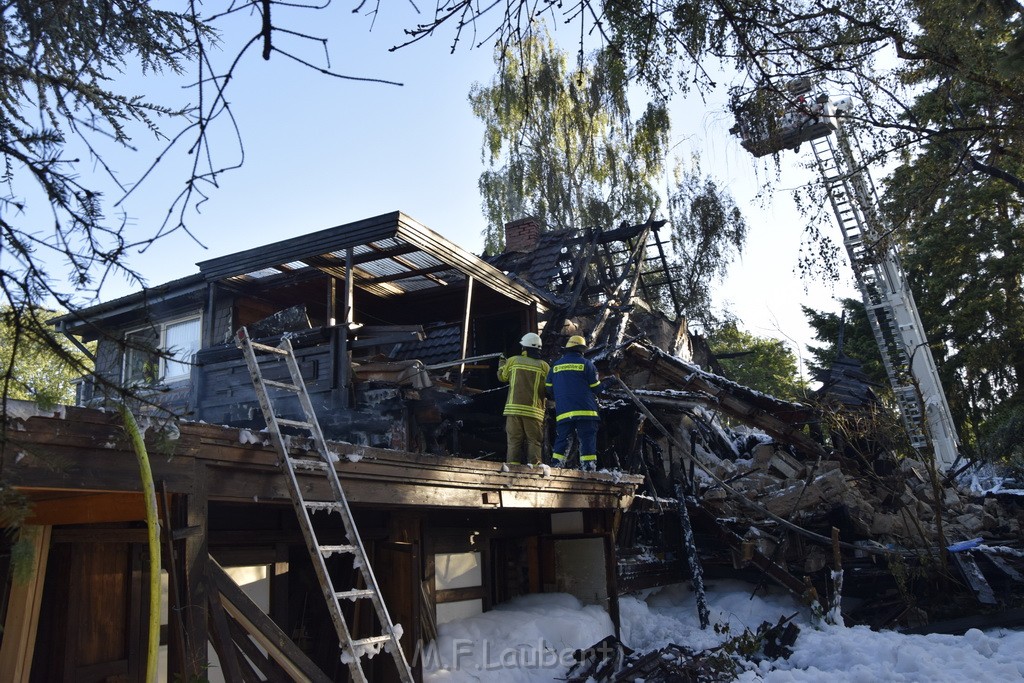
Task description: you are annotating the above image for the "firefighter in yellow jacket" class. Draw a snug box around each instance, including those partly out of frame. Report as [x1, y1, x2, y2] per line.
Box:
[497, 332, 550, 465]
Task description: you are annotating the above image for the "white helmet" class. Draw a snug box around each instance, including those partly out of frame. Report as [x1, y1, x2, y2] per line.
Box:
[520, 332, 542, 349]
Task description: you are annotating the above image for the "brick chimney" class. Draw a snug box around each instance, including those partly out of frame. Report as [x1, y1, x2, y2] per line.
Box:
[504, 217, 541, 253]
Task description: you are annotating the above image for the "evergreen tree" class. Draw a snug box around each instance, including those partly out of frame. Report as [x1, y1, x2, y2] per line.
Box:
[878, 2, 1024, 448]
[977, 402, 1024, 472]
[882, 137, 1024, 449]
[802, 299, 888, 391]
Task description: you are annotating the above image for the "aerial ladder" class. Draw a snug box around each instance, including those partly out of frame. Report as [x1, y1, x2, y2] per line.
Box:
[732, 78, 961, 472]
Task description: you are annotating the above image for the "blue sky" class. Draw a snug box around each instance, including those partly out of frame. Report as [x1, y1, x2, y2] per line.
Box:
[82, 3, 855, 372]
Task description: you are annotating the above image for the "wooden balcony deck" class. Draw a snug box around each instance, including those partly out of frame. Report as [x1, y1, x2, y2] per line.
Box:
[3, 401, 641, 523]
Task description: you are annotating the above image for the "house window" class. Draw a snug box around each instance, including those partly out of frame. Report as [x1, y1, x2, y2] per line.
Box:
[124, 327, 160, 385]
[162, 317, 201, 381]
[124, 315, 201, 384]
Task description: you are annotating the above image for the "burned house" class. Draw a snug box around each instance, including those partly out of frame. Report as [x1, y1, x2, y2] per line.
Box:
[3, 209, 1023, 682]
[2, 211, 648, 682]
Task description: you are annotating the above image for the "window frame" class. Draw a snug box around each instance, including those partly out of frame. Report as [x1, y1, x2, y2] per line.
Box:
[123, 326, 160, 386]
[123, 313, 202, 385]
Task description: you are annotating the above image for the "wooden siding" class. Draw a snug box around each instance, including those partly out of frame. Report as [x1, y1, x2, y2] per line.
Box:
[194, 337, 336, 427]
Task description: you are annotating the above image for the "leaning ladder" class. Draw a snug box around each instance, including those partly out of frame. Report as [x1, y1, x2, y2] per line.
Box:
[235, 326, 415, 683]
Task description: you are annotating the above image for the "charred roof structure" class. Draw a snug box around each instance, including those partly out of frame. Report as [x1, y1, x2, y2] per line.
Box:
[2, 210, 1022, 681]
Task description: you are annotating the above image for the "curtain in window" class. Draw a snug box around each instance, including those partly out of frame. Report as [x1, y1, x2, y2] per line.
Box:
[163, 318, 200, 381]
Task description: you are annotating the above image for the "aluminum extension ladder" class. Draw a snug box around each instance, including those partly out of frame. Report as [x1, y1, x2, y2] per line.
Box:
[235, 326, 415, 683]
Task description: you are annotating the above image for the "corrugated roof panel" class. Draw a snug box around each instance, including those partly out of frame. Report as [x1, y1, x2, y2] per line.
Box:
[347, 238, 406, 261]
[399, 250, 442, 270]
[356, 281, 406, 298]
[372, 237, 404, 251]
[359, 258, 409, 278]
[195, 211, 550, 309]
[244, 268, 284, 280]
[398, 276, 444, 292]
[435, 266, 463, 279]
[198, 212, 403, 280]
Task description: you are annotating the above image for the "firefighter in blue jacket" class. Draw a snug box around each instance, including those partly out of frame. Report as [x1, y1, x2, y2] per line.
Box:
[546, 335, 601, 470]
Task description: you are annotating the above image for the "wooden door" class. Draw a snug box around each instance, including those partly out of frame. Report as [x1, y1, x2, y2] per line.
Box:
[31, 539, 146, 683]
[374, 541, 420, 683]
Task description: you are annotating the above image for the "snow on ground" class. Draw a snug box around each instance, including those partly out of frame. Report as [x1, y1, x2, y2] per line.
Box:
[423, 593, 614, 681]
[423, 581, 1024, 681]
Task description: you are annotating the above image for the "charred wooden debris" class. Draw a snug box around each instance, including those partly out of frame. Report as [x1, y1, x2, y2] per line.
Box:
[565, 617, 799, 682]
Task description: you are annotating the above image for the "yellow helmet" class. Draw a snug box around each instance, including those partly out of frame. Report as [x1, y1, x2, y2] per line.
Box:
[565, 335, 587, 349]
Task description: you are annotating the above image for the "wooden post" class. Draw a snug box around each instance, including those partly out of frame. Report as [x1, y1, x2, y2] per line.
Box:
[337, 247, 355, 409]
[830, 526, 844, 624]
[603, 530, 621, 641]
[161, 485, 189, 680]
[327, 275, 337, 327]
[270, 543, 289, 624]
[193, 281, 217, 412]
[457, 276, 475, 390]
[207, 591, 247, 683]
[451, 276, 474, 453]
[204, 282, 217, 347]
[344, 246, 355, 327]
[606, 227, 651, 347]
[181, 462, 209, 678]
[675, 485, 710, 629]
[0, 525, 51, 683]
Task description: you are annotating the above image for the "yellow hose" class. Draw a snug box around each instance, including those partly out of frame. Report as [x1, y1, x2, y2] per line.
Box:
[120, 405, 161, 683]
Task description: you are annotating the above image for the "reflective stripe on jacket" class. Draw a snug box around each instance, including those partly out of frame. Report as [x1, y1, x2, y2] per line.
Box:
[545, 351, 600, 421]
[497, 353, 550, 421]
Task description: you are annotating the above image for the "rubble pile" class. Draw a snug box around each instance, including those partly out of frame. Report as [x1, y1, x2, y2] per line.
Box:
[603, 341, 1024, 630]
[634, 416, 1022, 627]
[488, 215, 1024, 629]
[701, 445, 1023, 555]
